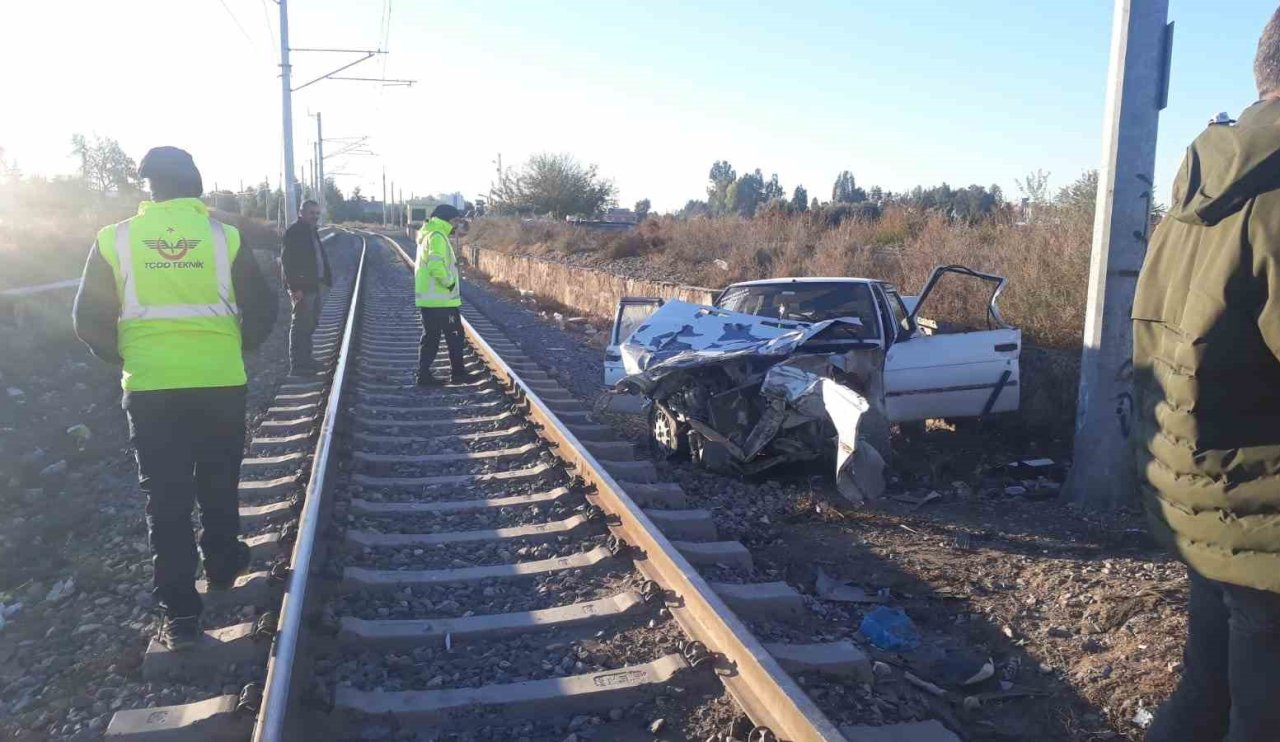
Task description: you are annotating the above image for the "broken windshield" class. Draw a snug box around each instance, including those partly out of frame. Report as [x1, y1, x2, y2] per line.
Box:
[717, 282, 881, 339]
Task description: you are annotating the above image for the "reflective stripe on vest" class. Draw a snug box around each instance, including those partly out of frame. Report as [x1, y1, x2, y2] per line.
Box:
[114, 217, 237, 320]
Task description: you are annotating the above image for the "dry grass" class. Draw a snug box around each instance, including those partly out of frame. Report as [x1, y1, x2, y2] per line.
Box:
[468, 208, 1092, 350]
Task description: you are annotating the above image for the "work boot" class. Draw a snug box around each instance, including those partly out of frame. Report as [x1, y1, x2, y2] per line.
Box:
[156, 615, 201, 651]
[206, 541, 252, 591]
[451, 371, 476, 384]
[416, 372, 440, 387]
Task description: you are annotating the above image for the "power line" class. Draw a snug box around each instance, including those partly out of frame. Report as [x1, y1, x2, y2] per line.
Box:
[216, 0, 256, 46]
[260, 0, 276, 60]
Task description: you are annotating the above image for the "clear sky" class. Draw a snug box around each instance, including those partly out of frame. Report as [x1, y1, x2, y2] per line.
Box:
[0, 1, 1274, 212]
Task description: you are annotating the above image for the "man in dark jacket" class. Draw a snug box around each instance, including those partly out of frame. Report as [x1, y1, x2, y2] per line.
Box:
[1135, 10, 1280, 740]
[281, 199, 331, 374]
[73, 147, 277, 649]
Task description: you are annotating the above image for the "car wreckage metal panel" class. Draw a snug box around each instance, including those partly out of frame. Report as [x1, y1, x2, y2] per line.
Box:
[882, 327, 1021, 422]
[604, 297, 665, 387]
[883, 265, 1021, 422]
[617, 299, 863, 383]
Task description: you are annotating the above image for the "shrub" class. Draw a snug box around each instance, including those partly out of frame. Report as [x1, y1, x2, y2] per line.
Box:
[465, 204, 1093, 350]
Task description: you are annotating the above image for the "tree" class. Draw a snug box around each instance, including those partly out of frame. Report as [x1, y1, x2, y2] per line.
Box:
[707, 160, 737, 215]
[679, 199, 710, 218]
[832, 170, 867, 204]
[493, 152, 616, 218]
[762, 173, 785, 203]
[757, 198, 793, 219]
[71, 134, 141, 194]
[1056, 170, 1097, 216]
[634, 198, 651, 220]
[730, 169, 765, 217]
[1016, 169, 1052, 207]
[791, 185, 808, 213]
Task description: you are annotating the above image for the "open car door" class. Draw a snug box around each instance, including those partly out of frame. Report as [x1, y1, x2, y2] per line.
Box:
[883, 266, 1020, 422]
[604, 297, 664, 386]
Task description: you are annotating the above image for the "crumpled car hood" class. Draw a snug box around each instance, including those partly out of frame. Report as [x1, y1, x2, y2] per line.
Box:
[618, 299, 865, 388]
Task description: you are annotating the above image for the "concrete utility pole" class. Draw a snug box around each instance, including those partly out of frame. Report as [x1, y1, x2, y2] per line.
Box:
[278, 0, 298, 225]
[382, 168, 388, 226]
[1066, 0, 1173, 509]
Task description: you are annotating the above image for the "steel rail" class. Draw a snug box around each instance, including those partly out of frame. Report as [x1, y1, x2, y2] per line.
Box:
[374, 231, 846, 742]
[253, 232, 367, 742]
[0, 278, 80, 298]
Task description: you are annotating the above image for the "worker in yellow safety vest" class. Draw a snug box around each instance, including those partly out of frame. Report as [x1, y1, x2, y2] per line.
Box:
[414, 204, 471, 385]
[72, 147, 277, 650]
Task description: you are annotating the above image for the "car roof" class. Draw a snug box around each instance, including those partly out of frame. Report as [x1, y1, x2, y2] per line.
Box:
[726, 276, 878, 288]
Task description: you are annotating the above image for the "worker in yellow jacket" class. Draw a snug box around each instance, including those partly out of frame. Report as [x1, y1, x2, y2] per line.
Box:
[73, 147, 277, 649]
[414, 204, 470, 385]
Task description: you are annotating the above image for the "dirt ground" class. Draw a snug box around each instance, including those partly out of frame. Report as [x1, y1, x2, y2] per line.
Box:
[763, 426, 1183, 741]
[590, 416, 1184, 742]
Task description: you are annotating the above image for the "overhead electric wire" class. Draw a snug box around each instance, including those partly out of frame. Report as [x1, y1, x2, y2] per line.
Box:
[260, 0, 277, 60]
[217, 0, 256, 46]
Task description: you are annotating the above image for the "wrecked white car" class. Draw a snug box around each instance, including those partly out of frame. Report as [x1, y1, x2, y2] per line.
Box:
[600, 267, 1021, 502]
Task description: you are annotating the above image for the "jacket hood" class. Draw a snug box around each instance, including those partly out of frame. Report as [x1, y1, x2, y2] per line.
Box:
[419, 217, 454, 236]
[1169, 100, 1280, 226]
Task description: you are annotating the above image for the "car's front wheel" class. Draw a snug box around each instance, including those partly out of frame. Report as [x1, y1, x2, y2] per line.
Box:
[649, 404, 687, 459]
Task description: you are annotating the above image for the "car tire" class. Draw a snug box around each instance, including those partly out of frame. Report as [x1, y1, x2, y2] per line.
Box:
[648, 404, 687, 459]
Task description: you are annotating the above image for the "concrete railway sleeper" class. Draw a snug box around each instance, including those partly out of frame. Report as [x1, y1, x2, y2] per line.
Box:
[103, 231, 955, 742]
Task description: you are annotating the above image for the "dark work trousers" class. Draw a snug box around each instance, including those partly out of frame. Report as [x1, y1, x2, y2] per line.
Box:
[123, 386, 247, 619]
[418, 307, 466, 379]
[1146, 570, 1280, 742]
[289, 289, 322, 369]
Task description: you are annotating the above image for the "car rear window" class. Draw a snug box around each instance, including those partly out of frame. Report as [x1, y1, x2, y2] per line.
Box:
[716, 282, 881, 339]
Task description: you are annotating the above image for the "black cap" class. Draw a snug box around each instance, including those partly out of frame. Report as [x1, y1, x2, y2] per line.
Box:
[138, 147, 200, 181]
[430, 204, 462, 222]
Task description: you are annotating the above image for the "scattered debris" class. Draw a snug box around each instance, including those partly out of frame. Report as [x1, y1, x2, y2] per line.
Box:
[815, 567, 885, 604]
[1132, 707, 1155, 729]
[904, 671, 947, 697]
[0, 602, 21, 633]
[5, 387, 24, 399]
[924, 650, 996, 688]
[894, 490, 943, 509]
[66, 423, 91, 450]
[859, 606, 920, 651]
[44, 576, 75, 604]
[713, 259, 729, 270]
[39, 459, 68, 479]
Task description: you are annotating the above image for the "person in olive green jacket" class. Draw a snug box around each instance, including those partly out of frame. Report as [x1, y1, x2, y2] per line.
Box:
[1135, 10, 1280, 741]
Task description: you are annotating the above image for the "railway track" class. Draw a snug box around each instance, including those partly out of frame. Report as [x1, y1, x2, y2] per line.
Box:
[105, 231, 945, 742]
